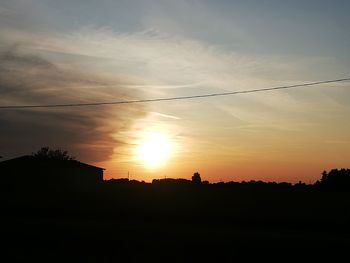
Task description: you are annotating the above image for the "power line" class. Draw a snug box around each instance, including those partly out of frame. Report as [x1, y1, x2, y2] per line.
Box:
[0, 77, 349, 109]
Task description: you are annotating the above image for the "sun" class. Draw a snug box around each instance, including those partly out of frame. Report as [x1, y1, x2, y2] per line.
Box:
[136, 131, 172, 168]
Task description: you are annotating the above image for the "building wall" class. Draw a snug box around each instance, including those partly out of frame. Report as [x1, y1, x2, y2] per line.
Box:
[0, 159, 103, 190]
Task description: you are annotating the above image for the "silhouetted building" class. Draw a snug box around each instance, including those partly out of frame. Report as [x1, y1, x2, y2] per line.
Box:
[0, 155, 104, 190]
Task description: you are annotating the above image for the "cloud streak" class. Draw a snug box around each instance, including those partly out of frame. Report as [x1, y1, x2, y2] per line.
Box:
[0, 45, 147, 162]
[2, 25, 347, 164]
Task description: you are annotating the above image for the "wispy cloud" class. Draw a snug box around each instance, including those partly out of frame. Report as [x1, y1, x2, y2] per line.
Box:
[1, 25, 348, 164]
[0, 45, 147, 162]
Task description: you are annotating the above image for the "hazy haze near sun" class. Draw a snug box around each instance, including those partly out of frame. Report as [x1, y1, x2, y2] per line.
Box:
[1, 0, 349, 182]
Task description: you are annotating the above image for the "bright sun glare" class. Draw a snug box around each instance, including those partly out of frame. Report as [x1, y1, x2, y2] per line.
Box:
[136, 132, 171, 168]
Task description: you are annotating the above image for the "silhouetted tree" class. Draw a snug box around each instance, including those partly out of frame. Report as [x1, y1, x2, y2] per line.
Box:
[319, 168, 350, 191]
[321, 170, 328, 183]
[32, 147, 75, 161]
[192, 172, 202, 184]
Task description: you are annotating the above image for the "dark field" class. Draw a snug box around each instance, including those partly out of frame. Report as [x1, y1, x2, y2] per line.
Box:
[1, 182, 350, 262]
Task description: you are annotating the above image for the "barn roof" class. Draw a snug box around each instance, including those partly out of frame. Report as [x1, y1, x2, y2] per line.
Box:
[0, 155, 105, 170]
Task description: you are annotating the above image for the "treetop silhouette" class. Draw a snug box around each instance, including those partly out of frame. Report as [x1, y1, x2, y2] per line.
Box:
[32, 147, 75, 161]
[192, 172, 202, 184]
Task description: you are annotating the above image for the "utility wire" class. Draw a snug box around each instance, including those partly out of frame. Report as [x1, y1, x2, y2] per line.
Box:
[0, 78, 349, 109]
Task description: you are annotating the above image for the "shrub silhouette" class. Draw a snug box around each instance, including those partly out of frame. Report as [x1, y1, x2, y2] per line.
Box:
[32, 146, 75, 161]
[192, 172, 202, 183]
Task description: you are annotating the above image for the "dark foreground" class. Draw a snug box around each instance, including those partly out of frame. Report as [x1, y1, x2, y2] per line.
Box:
[1, 182, 350, 262]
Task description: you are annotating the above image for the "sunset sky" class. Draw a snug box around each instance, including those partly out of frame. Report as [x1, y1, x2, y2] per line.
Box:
[1, 0, 349, 183]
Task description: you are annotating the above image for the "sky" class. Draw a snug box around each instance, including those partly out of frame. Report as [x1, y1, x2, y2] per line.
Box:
[0, 0, 350, 183]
